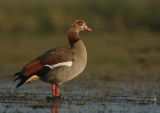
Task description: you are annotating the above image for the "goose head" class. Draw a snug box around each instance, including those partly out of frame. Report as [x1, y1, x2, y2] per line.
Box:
[69, 20, 92, 32]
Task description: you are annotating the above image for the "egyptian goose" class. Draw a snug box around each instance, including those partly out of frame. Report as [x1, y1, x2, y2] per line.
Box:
[14, 20, 92, 97]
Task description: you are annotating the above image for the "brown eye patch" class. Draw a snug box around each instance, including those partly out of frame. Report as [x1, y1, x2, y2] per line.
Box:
[77, 21, 83, 26]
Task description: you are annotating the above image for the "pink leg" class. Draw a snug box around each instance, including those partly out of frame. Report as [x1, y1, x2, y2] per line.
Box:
[52, 84, 56, 96]
[52, 83, 59, 97]
[55, 84, 59, 96]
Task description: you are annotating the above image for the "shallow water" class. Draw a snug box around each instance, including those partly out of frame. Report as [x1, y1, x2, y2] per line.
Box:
[0, 80, 160, 113]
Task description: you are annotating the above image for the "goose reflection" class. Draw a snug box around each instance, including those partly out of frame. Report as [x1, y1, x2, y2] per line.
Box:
[46, 97, 61, 113]
[51, 107, 60, 113]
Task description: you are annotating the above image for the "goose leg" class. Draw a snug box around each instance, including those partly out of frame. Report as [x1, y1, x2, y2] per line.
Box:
[55, 84, 59, 97]
[52, 84, 56, 96]
[52, 83, 60, 97]
[46, 84, 61, 102]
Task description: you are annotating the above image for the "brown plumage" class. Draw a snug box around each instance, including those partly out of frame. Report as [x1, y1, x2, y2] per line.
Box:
[14, 20, 92, 97]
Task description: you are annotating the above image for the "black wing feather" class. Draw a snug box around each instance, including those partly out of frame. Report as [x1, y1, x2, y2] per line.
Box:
[14, 72, 29, 88]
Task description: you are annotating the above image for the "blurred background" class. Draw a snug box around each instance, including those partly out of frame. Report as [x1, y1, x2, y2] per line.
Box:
[0, 0, 160, 83]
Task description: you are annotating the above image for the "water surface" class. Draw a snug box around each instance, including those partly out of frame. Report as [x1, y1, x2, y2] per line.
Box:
[0, 80, 159, 113]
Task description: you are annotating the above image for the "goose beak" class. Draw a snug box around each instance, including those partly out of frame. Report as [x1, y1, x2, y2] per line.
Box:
[84, 25, 92, 32]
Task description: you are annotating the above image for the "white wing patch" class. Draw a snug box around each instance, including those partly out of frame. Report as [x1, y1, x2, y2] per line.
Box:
[45, 61, 72, 69]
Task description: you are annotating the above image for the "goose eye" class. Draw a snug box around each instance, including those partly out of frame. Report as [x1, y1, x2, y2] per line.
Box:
[77, 21, 83, 26]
